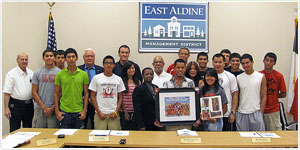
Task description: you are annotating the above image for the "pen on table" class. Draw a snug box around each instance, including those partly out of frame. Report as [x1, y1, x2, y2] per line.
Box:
[95, 135, 107, 136]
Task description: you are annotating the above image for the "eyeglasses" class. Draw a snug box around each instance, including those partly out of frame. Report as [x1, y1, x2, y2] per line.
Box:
[104, 62, 114, 65]
[154, 61, 164, 64]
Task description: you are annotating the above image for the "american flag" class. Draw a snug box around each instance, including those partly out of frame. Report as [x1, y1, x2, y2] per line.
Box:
[47, 12, 57, 51]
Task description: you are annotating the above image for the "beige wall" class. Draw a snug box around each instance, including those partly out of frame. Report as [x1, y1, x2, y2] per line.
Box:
[2, 2, 297, 135]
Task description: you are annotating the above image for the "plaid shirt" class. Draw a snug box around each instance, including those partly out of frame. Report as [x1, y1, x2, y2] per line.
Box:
[163, 76, 194, 88]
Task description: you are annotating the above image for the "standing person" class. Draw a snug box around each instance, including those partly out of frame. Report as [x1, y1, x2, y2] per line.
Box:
[259, 52, 286, 131]
[197, 52, 212, 80]
[212, 54, 239, 131]
[220, 49, 231, 71]
[32, 49, 60, 128]
[198, 69, 228, 131]
[78, 48, 104, 129]
[3, 52, 34, 132]
[89, 55, 126, 130]
[236, 54, 267, 131]
[167, 47, 190, 76]
[54, 48, 89, 129]
[120, 61, 141, 130]
[160, 59, 195, 131]
[185, 61, 203, 87]
[133, 67, 159, 131]
[113, 45, 143, 81]
[228, 53, 244, 77]
[54, 50, 65, 70]
[152, 56, 172, 88]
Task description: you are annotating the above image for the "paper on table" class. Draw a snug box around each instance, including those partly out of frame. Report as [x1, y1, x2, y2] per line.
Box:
[54, 129, 78, 135]
[177, 129, 198, 136]
[89, 130, 111, 136]
[2, 132, 40, 148]
[239, 132, 281, 138]
[110, 130, 129, 136]
[239, 132, 261, 138]
[257, 133, 281, 138]
[14, 132, 41, 136]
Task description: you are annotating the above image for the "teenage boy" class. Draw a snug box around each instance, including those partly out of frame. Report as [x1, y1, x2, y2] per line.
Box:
[161, 59, 195, 131]
[259, 52, 286, 131]
[212, 54, 238, 131]
[54, 50, 65, 70]
[228, 53, 244, 77]
[89, 55, 126, 130]
[54, 48, 89, 129]
[220, 49, 231, 71]
[32, 49, 60, 128]
[236, 54, 267, 131]
[167, 48, 190, 76]
[197, 52, 212, 80]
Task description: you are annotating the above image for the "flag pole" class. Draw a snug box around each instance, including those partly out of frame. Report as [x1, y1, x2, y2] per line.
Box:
[47, 2, 55, 12]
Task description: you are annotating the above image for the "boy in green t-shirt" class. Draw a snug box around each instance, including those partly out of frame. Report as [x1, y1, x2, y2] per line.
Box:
[54, 48, 89, 129]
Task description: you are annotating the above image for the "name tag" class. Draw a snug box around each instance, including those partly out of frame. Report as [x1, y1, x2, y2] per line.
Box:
[180, 138, 201, 144]
[36, 138, 57, 146]
[89, 136, 109, 141]
[252, 138, 271, 143]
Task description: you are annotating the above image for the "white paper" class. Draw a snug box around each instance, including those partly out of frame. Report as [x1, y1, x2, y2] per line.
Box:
[110, 130, 129, 136]
[177, 129, 198, 136]
[239, 132, 261, 138]
[89, 130, 111, 136]
[239, 132, 281, 138]
[257, 133, 281, 138]
[2, 132, 40, 148]
[54, 129, 78, 135]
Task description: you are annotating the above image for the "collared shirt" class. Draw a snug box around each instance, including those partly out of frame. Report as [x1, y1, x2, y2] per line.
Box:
[54, 67, 89, 113]
[83, 64, 96, 81]
[3, 66, 33, 100]
[163, 76, 195, 88]
[152, 71, 172, 88]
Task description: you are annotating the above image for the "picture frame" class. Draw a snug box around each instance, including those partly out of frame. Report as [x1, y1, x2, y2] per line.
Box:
[155, 88, 200, 126]
[200, 95, 223, 120]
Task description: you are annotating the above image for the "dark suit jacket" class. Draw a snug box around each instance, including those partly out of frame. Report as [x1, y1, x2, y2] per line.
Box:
[78, 64, 104, 76]
[78, 64, 104, 97]
[112, 60, 143, 82]
[132, 82, 159, 131]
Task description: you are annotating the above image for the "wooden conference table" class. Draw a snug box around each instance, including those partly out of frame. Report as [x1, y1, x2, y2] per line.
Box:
[2, 128, 298, 148]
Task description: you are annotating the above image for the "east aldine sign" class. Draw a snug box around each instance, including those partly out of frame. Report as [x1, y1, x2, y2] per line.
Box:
[139, 2, 208, 53]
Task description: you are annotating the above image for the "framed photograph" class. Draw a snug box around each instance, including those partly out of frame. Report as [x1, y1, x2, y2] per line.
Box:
[155, 88, 200, 126]
[200, 95, 223, 120]
[139, 2, 209, 53]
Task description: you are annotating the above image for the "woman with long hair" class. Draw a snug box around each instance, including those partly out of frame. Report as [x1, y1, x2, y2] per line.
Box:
[197, 69, 228, 131]
[120, 61, 141, 130]
[185, 61, 204, 87]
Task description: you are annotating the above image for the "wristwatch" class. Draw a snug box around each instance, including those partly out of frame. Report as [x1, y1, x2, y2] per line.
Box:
[231, 110, 236, 115]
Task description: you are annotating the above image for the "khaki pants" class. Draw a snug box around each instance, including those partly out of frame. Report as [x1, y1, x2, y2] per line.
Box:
[94, 113, 120, 130]
[263, 111, 282, 131]
[32, 107, 59, 128]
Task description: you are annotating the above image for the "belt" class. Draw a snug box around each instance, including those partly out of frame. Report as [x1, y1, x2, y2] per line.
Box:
[11, 97, 32, 104]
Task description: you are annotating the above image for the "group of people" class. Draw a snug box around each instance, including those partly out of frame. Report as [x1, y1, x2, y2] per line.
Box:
[3, 45, 287, 133]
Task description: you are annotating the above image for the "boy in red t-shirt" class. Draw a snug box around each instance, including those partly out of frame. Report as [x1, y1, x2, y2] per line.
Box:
[260, 52, 287, 131]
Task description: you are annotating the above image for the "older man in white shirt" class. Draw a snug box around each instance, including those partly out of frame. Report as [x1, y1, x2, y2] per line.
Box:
[152, 56, 172, 88]
[3, 52, 34, 132]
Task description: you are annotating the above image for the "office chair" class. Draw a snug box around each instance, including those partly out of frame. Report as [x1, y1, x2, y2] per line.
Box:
[279, 102, 298, 130]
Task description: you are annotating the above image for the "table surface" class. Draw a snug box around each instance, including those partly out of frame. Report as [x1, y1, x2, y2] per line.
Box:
[2, 128, 298, 148]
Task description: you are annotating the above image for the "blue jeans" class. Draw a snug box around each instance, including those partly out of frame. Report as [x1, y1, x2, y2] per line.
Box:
[203, 117, 223, 131]
[60, 112, 84, 129]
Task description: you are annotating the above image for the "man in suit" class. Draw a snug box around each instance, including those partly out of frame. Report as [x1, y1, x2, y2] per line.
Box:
[78, 48, 104, 129]
[133, 67, 159, 131]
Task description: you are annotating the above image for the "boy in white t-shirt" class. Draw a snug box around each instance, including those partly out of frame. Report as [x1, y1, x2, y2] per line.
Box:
[89, 55, 126, 130]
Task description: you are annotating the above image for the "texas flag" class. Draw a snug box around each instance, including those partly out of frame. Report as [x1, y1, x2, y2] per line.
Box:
[287, 18, 298, 121]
